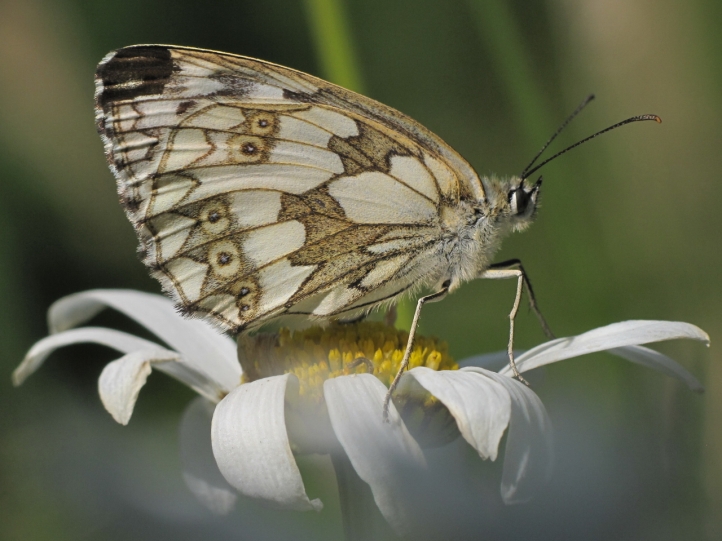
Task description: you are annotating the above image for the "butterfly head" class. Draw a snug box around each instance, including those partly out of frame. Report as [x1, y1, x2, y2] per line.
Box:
[483, 175, 542, 233]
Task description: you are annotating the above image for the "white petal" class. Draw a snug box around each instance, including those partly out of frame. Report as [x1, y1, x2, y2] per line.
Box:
[48, 289, 240, 391]
[324, 374, 426, 536]
[467, 368, 553, 504]
[211, 374, 321, 511]
[609, 345, 704, 392]
[179, 397, 237, 514]
[98, 349, 178, 425]
[403, 367, 511, 460]
[502, 320, 709, 378]
[13, 327, 161, 386]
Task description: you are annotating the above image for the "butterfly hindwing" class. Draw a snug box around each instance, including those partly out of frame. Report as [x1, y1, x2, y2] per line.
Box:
[95, 45, 483, 332]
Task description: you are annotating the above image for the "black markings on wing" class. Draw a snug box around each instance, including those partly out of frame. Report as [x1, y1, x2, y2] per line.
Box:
[96, 47, 176, 112]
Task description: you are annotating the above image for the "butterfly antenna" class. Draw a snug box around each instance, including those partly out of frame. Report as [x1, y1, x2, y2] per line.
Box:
[521, 114, 662, 180]
[520, 94, 596, 179]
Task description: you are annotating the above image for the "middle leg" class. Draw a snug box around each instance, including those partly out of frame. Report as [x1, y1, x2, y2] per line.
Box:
[480, 260, 555, 383]
[383, 282, 450, 421]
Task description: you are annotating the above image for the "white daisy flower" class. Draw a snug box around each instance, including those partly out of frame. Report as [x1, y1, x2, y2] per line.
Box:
[13, 289, 709, 536]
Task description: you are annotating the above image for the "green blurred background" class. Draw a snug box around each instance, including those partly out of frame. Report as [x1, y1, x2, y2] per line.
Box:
[1, 0, 720, 539]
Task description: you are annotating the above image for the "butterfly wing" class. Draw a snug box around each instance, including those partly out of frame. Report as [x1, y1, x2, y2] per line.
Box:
[95, 45, 484, 332]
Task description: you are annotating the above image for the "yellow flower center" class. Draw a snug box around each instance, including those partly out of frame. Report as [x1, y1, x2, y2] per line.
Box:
[239, 321, 457, 397]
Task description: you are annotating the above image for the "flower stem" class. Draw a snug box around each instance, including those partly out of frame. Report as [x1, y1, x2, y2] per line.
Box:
[466, 0, 553, 147]
[302, 0, 366, 94]
[331, 452, 387, 541]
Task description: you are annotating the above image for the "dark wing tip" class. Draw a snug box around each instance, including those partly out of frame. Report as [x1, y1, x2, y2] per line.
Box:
[95, 46, 175, 109]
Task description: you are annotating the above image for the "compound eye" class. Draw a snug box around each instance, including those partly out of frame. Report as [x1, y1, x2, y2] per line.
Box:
[508, 188, 530, 215]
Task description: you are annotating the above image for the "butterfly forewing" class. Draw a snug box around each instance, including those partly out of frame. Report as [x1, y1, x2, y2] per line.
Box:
[95, 45, 484, 332]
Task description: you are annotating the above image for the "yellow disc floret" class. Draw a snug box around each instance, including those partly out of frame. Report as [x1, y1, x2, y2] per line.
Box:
[239, 321, 457, 404]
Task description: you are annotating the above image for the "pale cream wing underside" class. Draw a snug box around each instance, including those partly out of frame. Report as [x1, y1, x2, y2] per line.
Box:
[95, 45, 481, 332]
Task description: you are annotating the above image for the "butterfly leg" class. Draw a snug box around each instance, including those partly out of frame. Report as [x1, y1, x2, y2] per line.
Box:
[383, 285, 450, 421]
[480, 260, 555, 384]
[486, 259, 555, 339]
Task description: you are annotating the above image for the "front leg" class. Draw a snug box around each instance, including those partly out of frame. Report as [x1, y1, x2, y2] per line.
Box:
[480, 260, 555, 383]
[383, 282, 450, 421]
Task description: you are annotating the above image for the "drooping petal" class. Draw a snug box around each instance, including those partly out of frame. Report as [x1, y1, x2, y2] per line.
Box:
[12, 327, 161, 386]
[324, 374, 426, 536]
[48, 290, 240, 391]
[501, 321, 709, 386]
[466, 368, 554, 504]
[211, 374, 322, 511]
[402, 367, 511, 460]
[179, 397, 237, 514]
[98, 349, 178, 425]
[14, 325, 226, 408]
[609, 345, 704, 392]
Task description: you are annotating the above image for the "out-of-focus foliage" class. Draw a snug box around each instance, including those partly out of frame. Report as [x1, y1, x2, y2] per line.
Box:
[1, 0, 719, 539]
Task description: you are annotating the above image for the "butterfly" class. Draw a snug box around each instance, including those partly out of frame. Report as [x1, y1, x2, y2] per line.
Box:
[94, 45, 659, 409]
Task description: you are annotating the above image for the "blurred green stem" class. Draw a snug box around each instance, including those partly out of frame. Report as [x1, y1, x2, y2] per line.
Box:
[303, 0, 366, 94]
[466, 0, 553, 147]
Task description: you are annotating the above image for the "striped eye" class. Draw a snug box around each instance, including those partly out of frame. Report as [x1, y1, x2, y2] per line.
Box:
[508, 178, 542, 218]
[508, 187, 530, 216]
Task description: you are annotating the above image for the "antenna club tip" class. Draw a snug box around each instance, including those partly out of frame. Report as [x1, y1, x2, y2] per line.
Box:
[654, 115, 662, 124]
